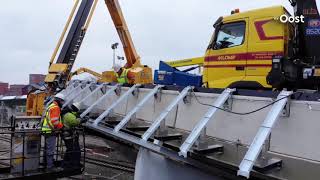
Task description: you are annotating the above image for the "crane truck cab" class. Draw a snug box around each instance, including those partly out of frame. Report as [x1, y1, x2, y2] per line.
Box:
[203, 6, 292, 89]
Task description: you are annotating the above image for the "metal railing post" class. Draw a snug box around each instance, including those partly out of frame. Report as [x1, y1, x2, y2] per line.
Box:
[22, 132, 25, 176]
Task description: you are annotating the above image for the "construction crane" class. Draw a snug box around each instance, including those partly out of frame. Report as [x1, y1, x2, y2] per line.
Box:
[46, 0, 152, 88]
[27, 0, 152, 116]
[27, 0, 98, 116]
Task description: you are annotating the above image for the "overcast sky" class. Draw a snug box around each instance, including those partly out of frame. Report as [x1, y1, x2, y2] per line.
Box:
[0, 0, 293, 84]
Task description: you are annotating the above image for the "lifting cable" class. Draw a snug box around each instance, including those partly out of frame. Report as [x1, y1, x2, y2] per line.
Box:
[191, 89, 300, 115]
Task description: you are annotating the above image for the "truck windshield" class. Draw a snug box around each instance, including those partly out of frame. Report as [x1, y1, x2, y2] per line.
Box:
[214, 22, 245, 50]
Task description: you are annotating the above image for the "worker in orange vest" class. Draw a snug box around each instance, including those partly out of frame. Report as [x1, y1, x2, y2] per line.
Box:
[41, 93, 65, 169]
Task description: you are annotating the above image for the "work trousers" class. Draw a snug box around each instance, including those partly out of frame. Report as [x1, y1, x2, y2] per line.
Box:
[45, 135, 56, 168]
[62, 134, 81, 169]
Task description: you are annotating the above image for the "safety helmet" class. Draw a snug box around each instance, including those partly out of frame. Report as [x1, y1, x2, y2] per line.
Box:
[113, 64, 122, 73]
[54, 93, 65, 101]
[71, 102, 81, 112]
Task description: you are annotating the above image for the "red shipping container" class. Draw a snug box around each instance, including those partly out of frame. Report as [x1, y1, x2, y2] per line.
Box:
[7, 84, 27, 96]
[29, 74, 45, 84]
[0, 82, 9, 95]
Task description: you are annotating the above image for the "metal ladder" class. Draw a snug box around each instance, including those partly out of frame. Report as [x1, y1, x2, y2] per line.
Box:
[179, 88, 235, 158]
[237, 90, 292, 179]
[141, 86, 192, 141]
[93, 84, 141, 126]
[67, 30, 85, 73]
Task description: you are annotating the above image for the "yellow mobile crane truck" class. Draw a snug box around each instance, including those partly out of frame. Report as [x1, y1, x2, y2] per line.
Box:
[158, 0, 320, 90]
[203, 6, 290, 89]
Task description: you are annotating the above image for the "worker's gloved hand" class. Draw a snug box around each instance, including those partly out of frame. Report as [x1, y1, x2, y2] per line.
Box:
[81, 116, 90, 123]
[61, 104, 73, 115]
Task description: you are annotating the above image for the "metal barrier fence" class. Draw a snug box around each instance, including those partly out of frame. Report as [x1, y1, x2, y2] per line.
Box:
[0, 116, 86, 178]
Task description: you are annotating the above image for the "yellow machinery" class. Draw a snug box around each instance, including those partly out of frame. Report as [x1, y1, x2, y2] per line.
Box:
[27, 0, 152, 116]
[27, 0, 98, 116]
[102, 0, 152, 84]
[203, 6, 290, 89]
[44, 0, 153, 88]
[45, 0, 98, 90]
[71, 67, 103, 82]
[26, 92, 47, 116]
[166, 1, 320, 89]
[165, 57, 204, 68]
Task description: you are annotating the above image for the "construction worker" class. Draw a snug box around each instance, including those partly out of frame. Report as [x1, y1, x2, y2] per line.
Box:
[42, 93, 65, 169]
[113, 64, 134, 84]
[61, 102, 82, 169]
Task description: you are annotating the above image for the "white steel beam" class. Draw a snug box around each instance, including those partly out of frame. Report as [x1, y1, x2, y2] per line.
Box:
[141, 86, 192, 141]
[62, 83, 93, 108]
[80, 85, 119, 118]
[179, 88, 235, 158]
[77, 83, 105, 106]
[93, 84, 140, 126]
[237, 90, 292, 178]
[114, 85, 164, 132]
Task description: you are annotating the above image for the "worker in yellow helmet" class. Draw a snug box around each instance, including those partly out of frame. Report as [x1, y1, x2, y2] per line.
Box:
[113, 64, 134, 84]
[41, 93, 65, 169]
[61, 102, 83, 169]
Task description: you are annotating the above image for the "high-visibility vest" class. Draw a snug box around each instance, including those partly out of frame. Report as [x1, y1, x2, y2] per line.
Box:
[42, 102, 62, 133]
[115, 68, 129, 84]
[62, 112, 80, 129]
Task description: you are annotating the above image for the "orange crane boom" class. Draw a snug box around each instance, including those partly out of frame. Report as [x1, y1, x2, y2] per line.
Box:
[102, 0, 153, 84]
[105, 0, 141, 67]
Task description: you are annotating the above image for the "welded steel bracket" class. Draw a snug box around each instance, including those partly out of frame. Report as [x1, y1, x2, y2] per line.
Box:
[183, 90, 193, 104]
[115, 85, 122, 96]
[253, 158, 282, 173]
[80, 85, 119, 118]
[93, 84, 141, 126]
[281, 97, 291, 117]
[141, 86, 192, 141]
[237, 90, 292, 179]
[154, 88, 162, 102]
[178, 88, 236, 158]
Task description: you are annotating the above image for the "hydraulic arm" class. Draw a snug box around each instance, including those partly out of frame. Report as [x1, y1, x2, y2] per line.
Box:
[45, 0, 98, 90]
[105, 0, 140, 67]
[102, 0, 153, 84]
[27, 0, 98, 116]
